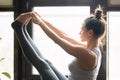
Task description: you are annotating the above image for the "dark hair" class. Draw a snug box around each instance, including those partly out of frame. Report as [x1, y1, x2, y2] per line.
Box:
[84, 6, 106, 39]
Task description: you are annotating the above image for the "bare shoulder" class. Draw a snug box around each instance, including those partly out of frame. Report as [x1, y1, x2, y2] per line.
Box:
[74, 47, 97, 70]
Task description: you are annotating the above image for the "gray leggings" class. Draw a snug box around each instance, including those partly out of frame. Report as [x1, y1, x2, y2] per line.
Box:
[11, 21, 67, 80]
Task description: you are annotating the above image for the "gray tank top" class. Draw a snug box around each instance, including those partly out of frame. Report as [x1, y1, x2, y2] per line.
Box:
[68, 48, 102, 80]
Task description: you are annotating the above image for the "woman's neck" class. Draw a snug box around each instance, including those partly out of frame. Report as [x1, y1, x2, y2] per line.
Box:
[87, 38, 99, 49]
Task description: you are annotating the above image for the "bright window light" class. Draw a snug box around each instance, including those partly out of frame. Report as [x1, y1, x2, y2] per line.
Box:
[0, 12, 14, 80]
[108, 12, 120, 80]
[32, 6, 90, 75]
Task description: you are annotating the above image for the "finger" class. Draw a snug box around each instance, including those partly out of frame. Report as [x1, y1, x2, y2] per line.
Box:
[34, 12, 41, 17]
[24, 17, 32, 25]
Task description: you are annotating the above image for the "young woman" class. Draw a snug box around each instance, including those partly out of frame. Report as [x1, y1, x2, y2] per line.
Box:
[12, 6, 106, 80]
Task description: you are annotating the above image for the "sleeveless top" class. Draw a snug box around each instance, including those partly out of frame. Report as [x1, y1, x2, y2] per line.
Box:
[68, 48, 102, 80]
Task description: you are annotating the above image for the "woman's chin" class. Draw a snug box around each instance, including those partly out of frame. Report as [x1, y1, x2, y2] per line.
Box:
[80, 39, 87, 44]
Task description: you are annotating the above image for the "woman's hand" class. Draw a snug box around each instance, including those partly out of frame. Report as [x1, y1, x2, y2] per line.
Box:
[14, 12, 43, 25]
[30, 12, 43, 25]
[15, 13, 32, 25]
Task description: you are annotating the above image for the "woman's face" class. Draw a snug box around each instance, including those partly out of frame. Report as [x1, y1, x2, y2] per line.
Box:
[79, 23, 91, 42]
[79, 27, 88, 42]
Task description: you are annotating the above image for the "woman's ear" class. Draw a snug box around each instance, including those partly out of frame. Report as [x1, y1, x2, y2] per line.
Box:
[88, 29, 93, 36]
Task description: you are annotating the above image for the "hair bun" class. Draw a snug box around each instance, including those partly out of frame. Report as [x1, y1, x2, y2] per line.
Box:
[94, 5, 103, 20]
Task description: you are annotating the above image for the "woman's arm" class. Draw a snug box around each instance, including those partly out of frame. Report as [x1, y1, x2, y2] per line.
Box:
[34, 12, 86, 47]
[31, 12, 88, 57]
[42, 19, 86, 47]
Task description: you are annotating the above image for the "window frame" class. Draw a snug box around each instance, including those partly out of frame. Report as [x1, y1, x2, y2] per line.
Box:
[0, 0, 13, 11]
